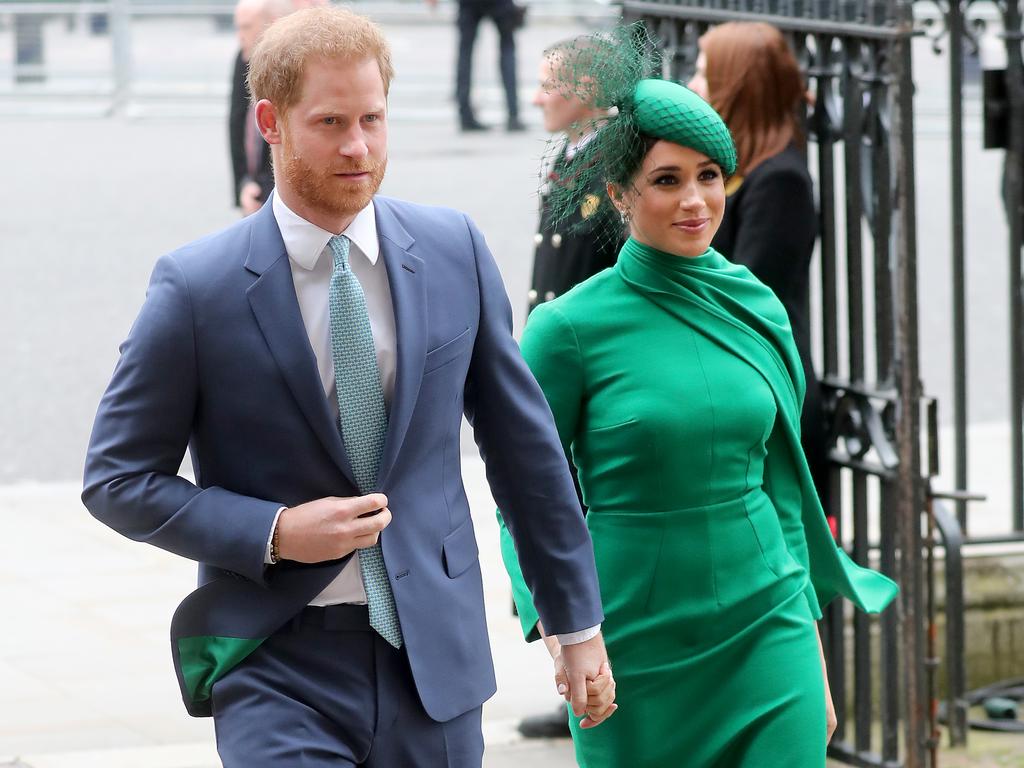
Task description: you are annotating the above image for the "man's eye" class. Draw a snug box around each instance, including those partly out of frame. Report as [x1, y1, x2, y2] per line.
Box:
[323, 117, 337, 125]
[364, 114, 379, 123]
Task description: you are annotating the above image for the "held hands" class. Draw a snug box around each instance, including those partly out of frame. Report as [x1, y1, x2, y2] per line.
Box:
[545, 631, 617, 729]
[277, 494, 391, 563]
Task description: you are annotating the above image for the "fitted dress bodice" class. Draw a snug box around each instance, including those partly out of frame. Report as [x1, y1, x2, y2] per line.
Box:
[573, 277, 778, 514]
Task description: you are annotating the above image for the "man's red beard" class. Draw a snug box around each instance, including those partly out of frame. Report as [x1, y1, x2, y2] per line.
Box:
[279, 135, 387, 220]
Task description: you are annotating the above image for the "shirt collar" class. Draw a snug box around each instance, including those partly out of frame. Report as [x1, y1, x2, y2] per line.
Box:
[272, 191, 380, 271]
[565, 129, 599, 160]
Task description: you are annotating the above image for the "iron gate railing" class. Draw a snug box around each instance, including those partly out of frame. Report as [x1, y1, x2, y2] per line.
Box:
[624, 1, 1024, 766]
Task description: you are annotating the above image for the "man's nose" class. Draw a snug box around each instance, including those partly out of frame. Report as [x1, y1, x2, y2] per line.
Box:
[339, 130, 369, 159]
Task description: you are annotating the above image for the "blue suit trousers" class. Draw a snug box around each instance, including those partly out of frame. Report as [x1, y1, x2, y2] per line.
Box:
[212, 605, 484, 767]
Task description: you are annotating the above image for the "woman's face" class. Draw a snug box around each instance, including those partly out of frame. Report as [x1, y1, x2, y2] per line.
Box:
[688, 51, 709, 101]
[610, 141, 726, 258]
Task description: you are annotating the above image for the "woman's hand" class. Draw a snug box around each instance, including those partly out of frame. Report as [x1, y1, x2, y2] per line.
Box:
[817, 623, 838, 742]
[825, 686, 838, 741]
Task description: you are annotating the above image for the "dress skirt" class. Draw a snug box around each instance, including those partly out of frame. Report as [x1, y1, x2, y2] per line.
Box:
[570, 489, 826, 768]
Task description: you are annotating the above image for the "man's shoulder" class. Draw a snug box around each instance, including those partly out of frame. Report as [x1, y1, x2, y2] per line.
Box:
[162, 215, 256, 277]
[374, 196, 477, 235]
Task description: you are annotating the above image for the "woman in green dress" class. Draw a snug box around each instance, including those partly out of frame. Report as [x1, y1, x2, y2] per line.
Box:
[497, 28, 898, 767]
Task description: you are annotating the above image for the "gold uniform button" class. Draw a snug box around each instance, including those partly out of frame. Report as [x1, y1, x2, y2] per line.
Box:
[551, 234, 563, 248]
[533, 233, 543, 245]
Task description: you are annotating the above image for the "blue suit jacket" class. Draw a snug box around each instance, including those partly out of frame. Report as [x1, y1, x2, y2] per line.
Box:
[82, 196, 603, 720]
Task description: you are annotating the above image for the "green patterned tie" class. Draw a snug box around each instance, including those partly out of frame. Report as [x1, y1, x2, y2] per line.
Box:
[328, 234, 403, 648]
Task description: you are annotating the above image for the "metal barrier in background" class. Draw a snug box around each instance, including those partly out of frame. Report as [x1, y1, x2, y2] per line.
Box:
[0, 0, 615, 111]
[621, 0, 1023, 766]
[2, 0, 237, 108]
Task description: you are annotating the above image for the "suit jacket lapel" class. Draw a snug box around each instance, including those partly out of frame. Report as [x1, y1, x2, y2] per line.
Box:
[375, 199, 426, 488]
[244, 203, 358, 487]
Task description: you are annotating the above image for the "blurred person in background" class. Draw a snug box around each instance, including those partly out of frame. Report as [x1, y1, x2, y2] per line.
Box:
[229, 0, 292, 215]
[427, 0, 524, 132]
[526, 36, 621, 319]
[689, 21, 831, 513]
[518, 35, 623, 741]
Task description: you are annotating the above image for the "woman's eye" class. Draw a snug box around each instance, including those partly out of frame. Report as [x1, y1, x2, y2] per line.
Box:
[699, 169, 720, 182]
[654, 175, 677, 186]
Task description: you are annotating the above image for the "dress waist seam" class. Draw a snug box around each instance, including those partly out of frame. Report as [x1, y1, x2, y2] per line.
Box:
[587, 486, 768, 517]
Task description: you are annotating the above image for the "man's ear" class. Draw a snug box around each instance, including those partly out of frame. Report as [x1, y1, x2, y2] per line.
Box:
[255, 99, 283, 145]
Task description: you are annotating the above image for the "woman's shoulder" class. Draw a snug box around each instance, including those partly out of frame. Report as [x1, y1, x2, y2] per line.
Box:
[527, 268, 622, 330]
[555, 266, 621, 304]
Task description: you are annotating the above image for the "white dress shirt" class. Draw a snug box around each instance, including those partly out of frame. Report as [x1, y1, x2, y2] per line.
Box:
[266, 193, 599, 643]
[271, 192, 394, 606]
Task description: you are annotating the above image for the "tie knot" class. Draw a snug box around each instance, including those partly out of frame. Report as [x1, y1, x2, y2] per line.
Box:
[329, 235, 351, 272]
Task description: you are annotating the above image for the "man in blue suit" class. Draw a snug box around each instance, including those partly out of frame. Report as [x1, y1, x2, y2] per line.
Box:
[82, 7, 613, 766]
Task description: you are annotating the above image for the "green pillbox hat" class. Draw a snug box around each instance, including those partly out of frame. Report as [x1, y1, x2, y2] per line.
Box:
[631, 78, 738, 176]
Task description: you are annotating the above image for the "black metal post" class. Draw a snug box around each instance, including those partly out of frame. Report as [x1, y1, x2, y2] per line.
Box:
[932, 502, 968, 746]
[892, 15, 927, 767]
[947, 0, 969, 533]
[1002, 10, 1024, 532]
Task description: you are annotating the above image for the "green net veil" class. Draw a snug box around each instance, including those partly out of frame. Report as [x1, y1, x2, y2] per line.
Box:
[539, 22, 738, 242]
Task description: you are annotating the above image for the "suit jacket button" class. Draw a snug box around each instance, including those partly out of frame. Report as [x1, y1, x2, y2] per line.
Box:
[528, 289, 538, 303]
[533, 233, 543, 245]
[544, 291, 556, 301]
[551, 234, 562, 248]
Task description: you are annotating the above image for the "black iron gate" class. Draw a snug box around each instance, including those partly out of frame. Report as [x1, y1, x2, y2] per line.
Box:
[621, 1, 1024, 766]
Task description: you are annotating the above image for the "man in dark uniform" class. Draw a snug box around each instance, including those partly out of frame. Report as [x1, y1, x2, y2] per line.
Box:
[526, 39, 621, 316]
[517, 37, 622, 739]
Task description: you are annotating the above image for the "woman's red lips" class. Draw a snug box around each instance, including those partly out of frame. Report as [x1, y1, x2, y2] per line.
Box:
[674, 218, 710, 231]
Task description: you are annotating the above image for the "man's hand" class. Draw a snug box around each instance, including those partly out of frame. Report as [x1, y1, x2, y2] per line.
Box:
[277, 494, 391, 563]
[240, 181, 263, 215]
[556, 633, 617, 728]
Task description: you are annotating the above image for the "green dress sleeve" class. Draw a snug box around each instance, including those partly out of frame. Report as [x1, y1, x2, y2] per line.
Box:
[764, 423, 899, 620]
[497, 303, 585, 642]
[762, 429, 824, 619]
